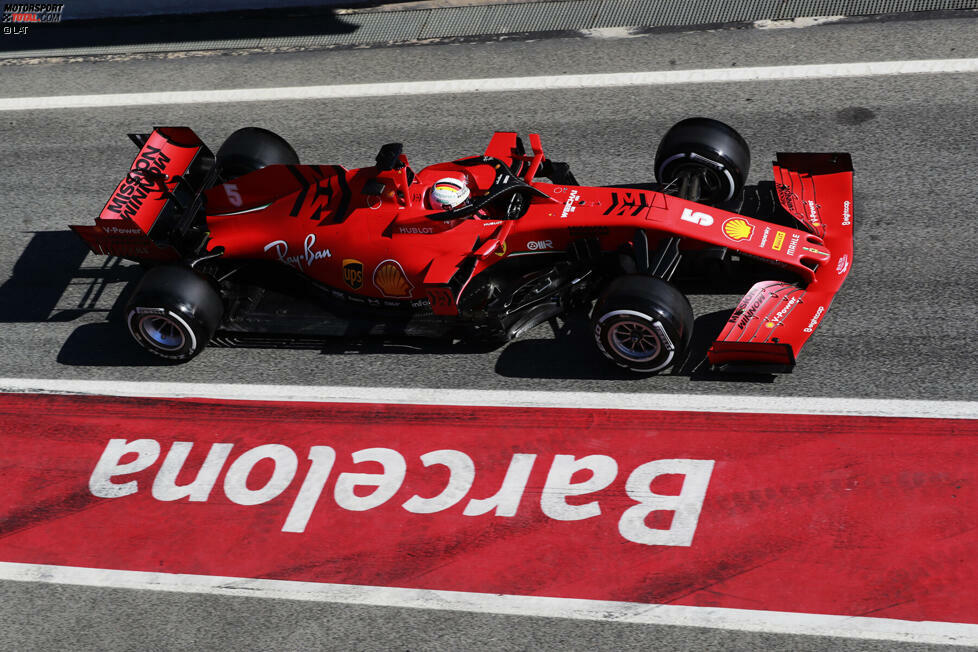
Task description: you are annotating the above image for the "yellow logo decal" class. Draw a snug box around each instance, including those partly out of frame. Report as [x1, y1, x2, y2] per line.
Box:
[722, 217, 754, 242]
[772, 231, 786, 251]
[342, 259, 363, 290]
[373, 259, 414, 298]
[494, 240, 508, 257]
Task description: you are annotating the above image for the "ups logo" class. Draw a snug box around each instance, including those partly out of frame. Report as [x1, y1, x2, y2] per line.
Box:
[342, 259, 363, 290]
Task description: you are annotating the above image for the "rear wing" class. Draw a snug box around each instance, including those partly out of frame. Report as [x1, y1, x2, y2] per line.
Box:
[70, 127, 214, 261]
[708, 153, 853, 373]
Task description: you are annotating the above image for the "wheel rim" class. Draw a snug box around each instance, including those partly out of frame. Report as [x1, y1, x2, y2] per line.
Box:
[607, 319, 661, 362]
[672, 164, 728, 203]
[138, 314, 186, 351]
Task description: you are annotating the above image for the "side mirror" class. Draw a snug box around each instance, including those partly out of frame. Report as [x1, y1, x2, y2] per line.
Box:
[375, 143, 404, 171]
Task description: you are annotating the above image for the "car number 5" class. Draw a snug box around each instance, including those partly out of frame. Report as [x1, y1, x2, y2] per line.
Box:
[680, 207, 714, 226]
[225, 184, 242, 207]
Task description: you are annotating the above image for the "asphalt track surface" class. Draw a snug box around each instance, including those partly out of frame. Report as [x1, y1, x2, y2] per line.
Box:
[0, 12, 977, 651]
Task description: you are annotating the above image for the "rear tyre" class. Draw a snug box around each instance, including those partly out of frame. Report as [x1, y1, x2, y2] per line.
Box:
[654, 117, 750, 205]
[591, 275, 693, 373]
[126, 265, 224, 361]
[216, 127, 299, 180]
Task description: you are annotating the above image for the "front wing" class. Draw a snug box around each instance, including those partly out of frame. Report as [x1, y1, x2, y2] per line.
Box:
[707, 153, 854, 373]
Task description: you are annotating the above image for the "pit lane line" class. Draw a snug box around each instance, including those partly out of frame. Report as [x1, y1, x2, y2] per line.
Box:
[1, 562, 976, 647]
[2, 378, 977, 418]
[2, 57, 978, 111]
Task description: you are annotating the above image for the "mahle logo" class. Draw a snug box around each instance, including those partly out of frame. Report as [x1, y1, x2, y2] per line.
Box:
[722, 217, 754, 242]
[342, 259, 363, 290]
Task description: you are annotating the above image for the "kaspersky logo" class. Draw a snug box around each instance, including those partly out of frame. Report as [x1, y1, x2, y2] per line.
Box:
[722, 217, 754, 242]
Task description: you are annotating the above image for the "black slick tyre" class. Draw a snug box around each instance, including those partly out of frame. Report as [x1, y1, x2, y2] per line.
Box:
[126, 265, 224, 361]
[654, 117, 750, 205]
[591, 275, 693, 374]
[216, 127, 299, 181]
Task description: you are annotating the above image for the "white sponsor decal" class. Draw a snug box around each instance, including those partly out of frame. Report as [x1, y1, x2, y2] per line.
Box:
[264, 233, 331, 270]
[803, 305, 826, 333]
[759, 226, 771, 248]
[770, 296, 798, 324]
[807, 199, 818, 220]
[397, 226, 434, 234]
[89, 439, 715, 547]
[526, 239, 554, 251]
[560, 189, 579, 218]
[786, 233, 800, 256]
[836, 254, 849, 275]
[679, 207, 714, 226]
[102, 225, 143, 235]
[842, 200, 852, 226]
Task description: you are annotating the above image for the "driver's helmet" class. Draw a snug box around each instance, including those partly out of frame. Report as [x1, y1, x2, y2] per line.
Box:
[429, 177, 471, 210]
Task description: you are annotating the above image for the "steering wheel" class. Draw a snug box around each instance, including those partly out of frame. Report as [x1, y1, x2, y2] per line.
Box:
[501, 191, 528, 220]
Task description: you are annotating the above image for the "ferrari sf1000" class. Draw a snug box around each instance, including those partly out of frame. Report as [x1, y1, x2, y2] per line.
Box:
[70, 119, 853, 374]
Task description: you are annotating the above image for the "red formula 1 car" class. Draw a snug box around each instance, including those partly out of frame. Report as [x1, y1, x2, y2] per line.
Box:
[70, 119, 853, 374]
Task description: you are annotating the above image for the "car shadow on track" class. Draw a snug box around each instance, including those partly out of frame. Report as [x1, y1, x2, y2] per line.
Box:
[11, 231, 778, 377]
[0, 230, 163, 366]
[57, 322, 177, 366]
[494, 310, 776, 382]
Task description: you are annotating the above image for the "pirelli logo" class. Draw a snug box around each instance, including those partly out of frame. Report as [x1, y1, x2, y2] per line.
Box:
[772, 231, 786, 251]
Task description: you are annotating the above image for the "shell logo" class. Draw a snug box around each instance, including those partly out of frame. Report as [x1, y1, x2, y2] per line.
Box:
[722, 217, 754, 242]
[373, 259, 414, 298]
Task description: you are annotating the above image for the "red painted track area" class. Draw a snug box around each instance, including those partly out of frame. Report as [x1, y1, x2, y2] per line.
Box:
[1, 393, 976, 624]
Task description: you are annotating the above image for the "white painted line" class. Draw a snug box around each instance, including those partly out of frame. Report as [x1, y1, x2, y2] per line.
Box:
[2, 58, 978, 111]
[1, 561, 975, 646]
[1, 378, 976, 419]
[754, 16, 847, 29]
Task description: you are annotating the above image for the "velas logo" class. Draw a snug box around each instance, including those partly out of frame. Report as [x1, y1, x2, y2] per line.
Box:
[722, 217, 754, 242]
[373, 259, 413, 298]
[342, 259, 363, 290]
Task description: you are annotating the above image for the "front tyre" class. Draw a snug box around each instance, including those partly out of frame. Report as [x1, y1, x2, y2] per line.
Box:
[654, 117, 750, 205]
[592, 276, 693, 374]
[126, 265, 224, 361]
[216, 127, 299, 181]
